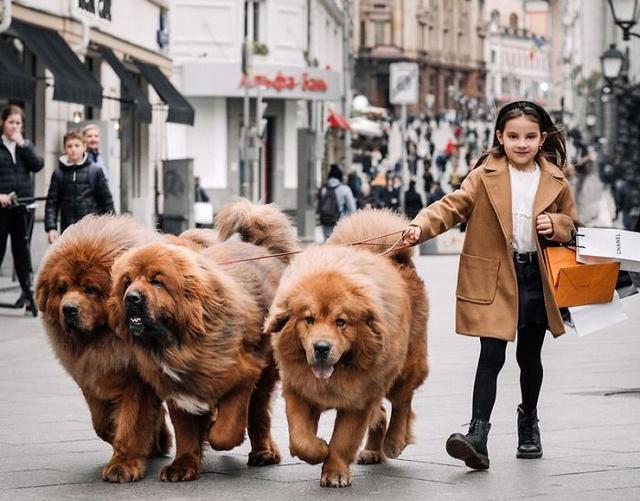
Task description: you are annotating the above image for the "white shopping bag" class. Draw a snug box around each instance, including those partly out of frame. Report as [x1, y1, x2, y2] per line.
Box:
[566, 291, 628, 337]
[194, 202, 214, 225]
[576, 227, 640, 272]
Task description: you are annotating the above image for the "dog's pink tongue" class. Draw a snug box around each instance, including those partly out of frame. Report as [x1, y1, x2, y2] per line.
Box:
[311, 363, 334, 380]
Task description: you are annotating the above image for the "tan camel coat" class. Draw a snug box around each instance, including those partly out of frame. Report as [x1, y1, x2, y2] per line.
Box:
[411, 155, 578, 341]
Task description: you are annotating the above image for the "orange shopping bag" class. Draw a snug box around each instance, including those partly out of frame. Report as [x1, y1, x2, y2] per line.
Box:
[543, 247, 620, 308]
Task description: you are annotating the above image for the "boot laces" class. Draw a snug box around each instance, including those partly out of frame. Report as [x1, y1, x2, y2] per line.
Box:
[519, 413, 537, 442]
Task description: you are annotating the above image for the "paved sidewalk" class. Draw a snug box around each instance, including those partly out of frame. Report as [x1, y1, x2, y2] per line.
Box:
[1, 255, 639, 500]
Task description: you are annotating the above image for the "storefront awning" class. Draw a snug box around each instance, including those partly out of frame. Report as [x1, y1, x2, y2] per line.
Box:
[98, 47, 152, 123]
[12, 20, 102, 108]
[0, 37, 35, 101]
[134, 60, 194, 125]
[328, 110, 350, 130]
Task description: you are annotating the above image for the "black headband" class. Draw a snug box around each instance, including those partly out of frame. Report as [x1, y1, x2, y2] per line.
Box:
[500, 100, 546, 116]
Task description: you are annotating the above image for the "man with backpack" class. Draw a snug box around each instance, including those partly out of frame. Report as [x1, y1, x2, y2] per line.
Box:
[318, 163, 356, 241]
[45, 130, 114, 244]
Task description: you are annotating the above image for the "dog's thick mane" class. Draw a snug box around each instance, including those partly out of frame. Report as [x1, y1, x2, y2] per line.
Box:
[42, 215, 160, 273]
[327, 208, 414, 264]
[273, 245, 406, 337]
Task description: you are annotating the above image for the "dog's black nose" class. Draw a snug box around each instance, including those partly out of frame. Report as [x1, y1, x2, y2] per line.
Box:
[125, 290, 143, 305]
[313, 340, 332, 360]
[62, 303, 78, 318]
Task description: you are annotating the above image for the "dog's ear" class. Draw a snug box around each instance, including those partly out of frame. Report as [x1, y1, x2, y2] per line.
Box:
[364, 310, 381, 337]
[355, 309, 384, 360]
[264, 303, 290, 333]
[108, 259, 131, 340]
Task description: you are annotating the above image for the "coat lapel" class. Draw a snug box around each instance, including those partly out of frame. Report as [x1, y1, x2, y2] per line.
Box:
[480, 156, 513, 243]
[533, 157, 564, 216]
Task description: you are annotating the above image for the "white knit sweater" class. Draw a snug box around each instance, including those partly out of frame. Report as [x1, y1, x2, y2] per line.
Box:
[509, 163, 541, 253]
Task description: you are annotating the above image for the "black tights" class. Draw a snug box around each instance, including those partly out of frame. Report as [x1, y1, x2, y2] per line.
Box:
[0, 208, 33, 293]
[472, 323, 546, 421]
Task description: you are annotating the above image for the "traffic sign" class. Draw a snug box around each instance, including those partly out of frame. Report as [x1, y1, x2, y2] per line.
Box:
[389, 62, 419, 105]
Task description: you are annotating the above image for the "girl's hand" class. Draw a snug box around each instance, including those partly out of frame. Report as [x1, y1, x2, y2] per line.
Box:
[536, 214, 553, 237]
[8, 130, 25, 147]
[402, 225, 422, 246]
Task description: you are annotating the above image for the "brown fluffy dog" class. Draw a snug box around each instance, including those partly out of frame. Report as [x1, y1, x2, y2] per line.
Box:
[109, 199, 299, 482]
[34, 215, 172, 483]
[265, 209, 428, 488]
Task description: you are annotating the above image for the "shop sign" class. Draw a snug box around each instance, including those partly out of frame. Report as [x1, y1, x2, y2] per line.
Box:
[182, 63, 340, 101]
[239, 72, 328, 93]
[78, 0, 112, 21]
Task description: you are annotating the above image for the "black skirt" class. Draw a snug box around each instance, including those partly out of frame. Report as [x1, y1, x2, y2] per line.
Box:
[514, 256, 548, 329]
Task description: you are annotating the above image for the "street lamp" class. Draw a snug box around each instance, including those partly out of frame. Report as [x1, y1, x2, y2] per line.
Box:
[600, 44, 625, 81]
[607, 0, 640, 40]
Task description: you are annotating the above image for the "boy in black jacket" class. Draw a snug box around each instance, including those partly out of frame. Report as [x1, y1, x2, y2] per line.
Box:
[45, 130, 114, 244]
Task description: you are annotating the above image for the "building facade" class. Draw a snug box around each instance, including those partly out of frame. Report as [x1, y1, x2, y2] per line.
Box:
[0, 0, 191, 228]
[167, 0, 344, 211]
[352, 0, 486, 114]
[483, 0, 552, 111]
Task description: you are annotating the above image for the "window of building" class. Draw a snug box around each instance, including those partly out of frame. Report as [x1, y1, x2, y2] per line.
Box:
[509, 13, 518, 29]
[490, 10, 499, 24]
[374, 21, 385, 45]
[360, 20, 366, 47]
[491, 49, 496, 63]
[502, 76, 510, 96]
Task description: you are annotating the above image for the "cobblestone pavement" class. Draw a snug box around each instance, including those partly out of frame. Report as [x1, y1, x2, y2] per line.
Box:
[1, 255, 639, 500]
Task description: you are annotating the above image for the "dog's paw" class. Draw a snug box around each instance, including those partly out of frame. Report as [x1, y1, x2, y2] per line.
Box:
[320, 466, 352, 488]
[102, 457, 145, 483]
[357, 449, 385, 465]
[383, 440, 407, 459]
[248, 445, 281, 466]
[290, 437, 329, 465]
[159, 456, 200, 482]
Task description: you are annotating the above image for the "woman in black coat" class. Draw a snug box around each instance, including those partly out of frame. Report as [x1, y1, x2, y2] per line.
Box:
[0, 105, 44, 313]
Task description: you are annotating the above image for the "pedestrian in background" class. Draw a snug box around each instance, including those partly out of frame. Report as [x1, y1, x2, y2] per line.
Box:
[404, 180, 423, 220]
[381, 174, 401, 212]
[45, 130, 114, 243]
[357, 182, 378, 210]
[427, 181, 445, 205]
[402, 100, 578, 470]
[194, 176, 209, 202]
[0, 104, 44, 314]
[317, 164, 356, 241]
[81, 124, 108, 179]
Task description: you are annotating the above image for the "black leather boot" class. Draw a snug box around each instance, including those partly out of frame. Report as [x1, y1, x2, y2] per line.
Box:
[517, 404, 542, 459]
[23, 289, 37, 318]
[446, 419, 491, 470]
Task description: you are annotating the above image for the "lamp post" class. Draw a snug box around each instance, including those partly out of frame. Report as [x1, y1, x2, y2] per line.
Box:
[600, 44, 625, 82]
[607, 0, 640, 40]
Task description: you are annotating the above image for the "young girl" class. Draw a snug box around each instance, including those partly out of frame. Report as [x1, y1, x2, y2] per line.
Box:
[402, 101, 578, 469]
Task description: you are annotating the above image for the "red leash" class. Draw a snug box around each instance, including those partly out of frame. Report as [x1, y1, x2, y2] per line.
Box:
[217, 228, 410, 266]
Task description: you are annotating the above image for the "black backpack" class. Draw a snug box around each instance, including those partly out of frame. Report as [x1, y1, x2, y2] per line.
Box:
[318, 184, 340, 226]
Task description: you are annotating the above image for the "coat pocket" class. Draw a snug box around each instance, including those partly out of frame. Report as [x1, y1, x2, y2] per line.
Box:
[456, 253, 500, 304]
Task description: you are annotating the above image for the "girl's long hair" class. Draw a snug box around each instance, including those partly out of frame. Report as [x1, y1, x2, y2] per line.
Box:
[474, 100, 566, 170]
